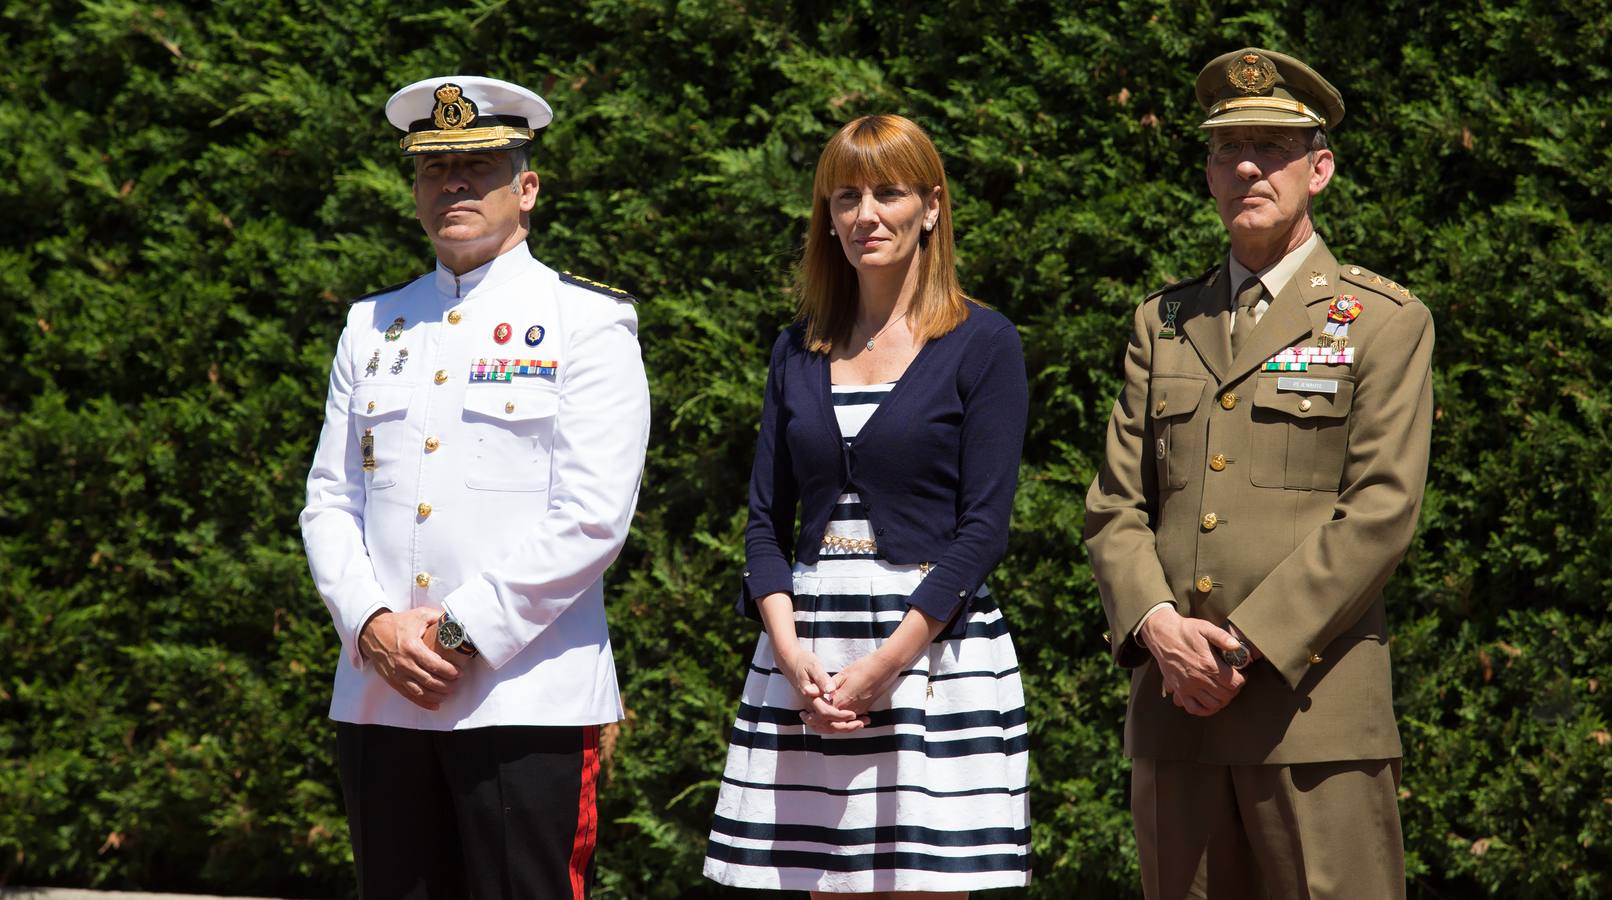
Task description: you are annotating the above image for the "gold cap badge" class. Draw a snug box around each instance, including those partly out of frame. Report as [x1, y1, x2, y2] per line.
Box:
[431, 84, 478, 131]
[1195, 47, 1344, 131]
[1228, 52, 1278, 94]
[387, 75, 551, 156]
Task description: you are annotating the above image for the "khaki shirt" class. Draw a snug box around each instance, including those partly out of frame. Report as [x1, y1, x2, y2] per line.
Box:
[1084, 236, 1434, 765]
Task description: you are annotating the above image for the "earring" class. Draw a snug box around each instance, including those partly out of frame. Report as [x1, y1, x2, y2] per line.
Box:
[924, 223, 934, 232]
[829, 227, 837, 236]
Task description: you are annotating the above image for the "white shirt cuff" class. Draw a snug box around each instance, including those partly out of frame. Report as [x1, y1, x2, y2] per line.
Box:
[1132, 602, 1175, 647]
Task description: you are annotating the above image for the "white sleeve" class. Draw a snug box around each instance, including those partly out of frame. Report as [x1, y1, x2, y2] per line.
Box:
[442, 299, 651, 670]
[299, 317, 393, 668]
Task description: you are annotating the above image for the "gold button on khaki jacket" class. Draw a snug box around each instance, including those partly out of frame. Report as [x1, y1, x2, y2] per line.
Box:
[1085, 237, 1434, 765]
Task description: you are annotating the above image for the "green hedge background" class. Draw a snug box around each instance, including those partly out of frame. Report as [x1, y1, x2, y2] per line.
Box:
[3, 1, 1610, 897]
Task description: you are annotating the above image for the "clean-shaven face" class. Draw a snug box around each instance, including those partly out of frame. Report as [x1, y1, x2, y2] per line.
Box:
[828, 181, 938, 273]
[1205, 126, 1333, 242]
[412, 151, 526, 249]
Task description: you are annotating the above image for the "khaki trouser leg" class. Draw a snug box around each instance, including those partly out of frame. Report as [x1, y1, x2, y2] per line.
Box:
[1132, 757, 1261, 900]
[1232, 758, 1406, 900]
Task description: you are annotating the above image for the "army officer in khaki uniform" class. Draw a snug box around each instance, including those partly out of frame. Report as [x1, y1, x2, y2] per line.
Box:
[1085, 49, 1434, 899]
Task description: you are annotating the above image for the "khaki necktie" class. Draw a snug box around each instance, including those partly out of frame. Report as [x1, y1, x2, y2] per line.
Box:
[1231, 277, 1264, 357]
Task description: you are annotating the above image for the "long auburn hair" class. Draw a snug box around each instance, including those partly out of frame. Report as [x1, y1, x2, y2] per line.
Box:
[795, 115, 973, 353]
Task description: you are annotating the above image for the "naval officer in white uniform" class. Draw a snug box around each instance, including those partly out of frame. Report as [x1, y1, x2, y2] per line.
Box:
[300, 75, 650, 900]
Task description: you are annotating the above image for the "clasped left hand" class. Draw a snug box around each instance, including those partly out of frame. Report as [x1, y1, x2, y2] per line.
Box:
[799, 654, 899, 734]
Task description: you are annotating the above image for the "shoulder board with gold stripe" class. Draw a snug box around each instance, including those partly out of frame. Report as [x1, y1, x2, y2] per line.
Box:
[560, 271, 639, 303]
[1339, 264, 1419, 304]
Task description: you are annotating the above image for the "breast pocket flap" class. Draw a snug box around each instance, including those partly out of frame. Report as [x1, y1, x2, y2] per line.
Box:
[1149, 374, 1209, 420]
[351, 383, 414, 420]
[463, 385, 559, 423]
[1253, 375, 1355, 419]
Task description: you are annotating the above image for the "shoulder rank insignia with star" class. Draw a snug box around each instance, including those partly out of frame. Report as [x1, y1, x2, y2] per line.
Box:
[560, 271, 639, 303]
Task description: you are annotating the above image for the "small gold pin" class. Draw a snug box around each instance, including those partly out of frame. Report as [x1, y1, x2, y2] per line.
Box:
[1308, 272, 1328, 288]
[365, 350, 380, 377]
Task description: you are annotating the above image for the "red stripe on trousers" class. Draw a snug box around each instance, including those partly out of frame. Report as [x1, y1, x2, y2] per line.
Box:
[568, 725, 601, 900]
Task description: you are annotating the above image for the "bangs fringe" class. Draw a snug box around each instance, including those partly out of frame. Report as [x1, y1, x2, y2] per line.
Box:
[797, 115, 975, 355]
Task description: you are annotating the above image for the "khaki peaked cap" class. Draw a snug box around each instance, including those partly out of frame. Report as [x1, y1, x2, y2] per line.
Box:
[1196, 48, 1344, 131]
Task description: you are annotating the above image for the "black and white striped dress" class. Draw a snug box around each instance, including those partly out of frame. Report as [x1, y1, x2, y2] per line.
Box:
[704, 381, 1031, 893]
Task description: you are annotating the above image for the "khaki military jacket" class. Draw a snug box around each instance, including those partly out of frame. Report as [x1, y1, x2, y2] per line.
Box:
[1084, 237, 1434, 765]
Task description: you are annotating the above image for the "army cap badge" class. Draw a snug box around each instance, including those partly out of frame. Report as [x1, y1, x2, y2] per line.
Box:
[385, 75, 554, 156]
[1195, 48, 1344, 131]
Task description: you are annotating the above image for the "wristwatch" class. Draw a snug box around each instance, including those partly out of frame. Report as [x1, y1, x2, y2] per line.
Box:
[436, 609, 478, 657]
[1220, 635, 1252, 670]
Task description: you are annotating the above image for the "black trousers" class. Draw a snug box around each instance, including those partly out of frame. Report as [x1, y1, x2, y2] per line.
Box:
[336, 722, 601, 900]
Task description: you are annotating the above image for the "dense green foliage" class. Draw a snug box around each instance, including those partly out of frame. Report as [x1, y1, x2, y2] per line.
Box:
[3, 1, 1610, 897]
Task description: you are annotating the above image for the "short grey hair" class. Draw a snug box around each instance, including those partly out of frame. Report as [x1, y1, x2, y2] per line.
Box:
[508, 146, 531, 192]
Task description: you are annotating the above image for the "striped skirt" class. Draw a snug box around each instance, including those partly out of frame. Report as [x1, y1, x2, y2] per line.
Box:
[703, 557, 1032, 892]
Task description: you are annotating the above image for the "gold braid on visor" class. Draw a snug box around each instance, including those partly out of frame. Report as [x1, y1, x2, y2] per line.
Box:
[1206, 97, 1326, 127]
[400, 125, 535, 152]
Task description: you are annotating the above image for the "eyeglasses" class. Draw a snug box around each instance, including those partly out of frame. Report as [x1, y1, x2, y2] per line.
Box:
[1208, 137, 1309, 165]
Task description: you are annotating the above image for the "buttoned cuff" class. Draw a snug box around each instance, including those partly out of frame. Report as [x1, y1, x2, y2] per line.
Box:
[736, 560, 793, 622]
[905, 569, 976, 633]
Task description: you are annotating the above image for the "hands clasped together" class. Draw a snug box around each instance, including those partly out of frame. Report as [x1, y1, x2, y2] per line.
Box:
[1139, 607, 1260, 717]
[775, 642, 903, 735]
[358, 607, 464, 710]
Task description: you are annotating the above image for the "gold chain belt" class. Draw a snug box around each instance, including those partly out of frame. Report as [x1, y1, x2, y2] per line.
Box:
[821, 533, 878, 553]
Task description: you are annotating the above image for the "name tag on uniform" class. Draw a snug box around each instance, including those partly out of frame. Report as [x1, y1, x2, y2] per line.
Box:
[1276, 377, 1339, 394]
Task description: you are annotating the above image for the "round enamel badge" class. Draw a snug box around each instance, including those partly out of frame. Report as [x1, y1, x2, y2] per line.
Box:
[1327, 295, 1362, 324]
[493, 322, 512, 344]
[525, 325, 545, 347]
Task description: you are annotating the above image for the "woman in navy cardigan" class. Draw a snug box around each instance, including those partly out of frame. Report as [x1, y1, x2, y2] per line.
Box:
[704, 115, 1032, 896]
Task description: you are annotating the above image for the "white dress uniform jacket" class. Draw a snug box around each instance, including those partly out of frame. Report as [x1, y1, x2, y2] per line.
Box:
[301, 243, 650, 730]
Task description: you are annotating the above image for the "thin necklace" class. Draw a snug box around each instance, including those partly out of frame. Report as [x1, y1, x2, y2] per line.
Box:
[860, 312, 904, 351]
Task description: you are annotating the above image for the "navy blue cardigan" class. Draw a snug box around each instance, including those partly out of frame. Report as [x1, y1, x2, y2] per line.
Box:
[738, 303, 1029, 635]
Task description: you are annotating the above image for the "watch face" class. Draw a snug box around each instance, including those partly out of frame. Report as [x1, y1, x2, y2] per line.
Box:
[438, 617, 466, 650]
[1222, 643, 1251, 669]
